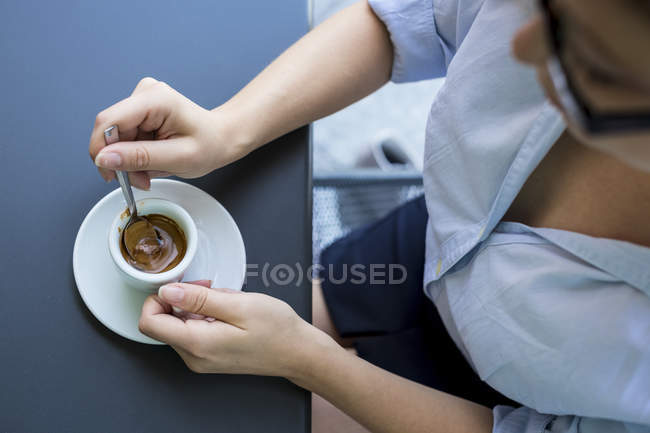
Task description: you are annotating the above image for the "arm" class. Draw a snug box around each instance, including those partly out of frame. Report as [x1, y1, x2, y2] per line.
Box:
[138, 283, 494, 433]
[292, 336, 494, 433]
[89, 1, 392, 188]
[218, 0, 394, 152]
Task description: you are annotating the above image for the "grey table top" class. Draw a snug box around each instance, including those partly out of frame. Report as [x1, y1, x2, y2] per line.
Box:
[0, 1, 311, 432]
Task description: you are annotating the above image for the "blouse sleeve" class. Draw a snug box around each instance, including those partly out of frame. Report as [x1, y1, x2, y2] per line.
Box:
[367, 0, 482, 82]
[493, 406, 650, 433]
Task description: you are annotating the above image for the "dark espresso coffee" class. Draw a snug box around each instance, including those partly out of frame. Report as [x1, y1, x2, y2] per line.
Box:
[120, 213, 187, 273]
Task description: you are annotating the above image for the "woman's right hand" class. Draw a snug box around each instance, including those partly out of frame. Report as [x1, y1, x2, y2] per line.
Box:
[89, 77, 250, 190]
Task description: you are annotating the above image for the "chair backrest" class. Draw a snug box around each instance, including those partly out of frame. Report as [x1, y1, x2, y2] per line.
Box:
[313, 169, 424, 264]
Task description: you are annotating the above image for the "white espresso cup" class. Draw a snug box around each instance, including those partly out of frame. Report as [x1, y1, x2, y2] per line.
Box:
[108, 198, 198, 292]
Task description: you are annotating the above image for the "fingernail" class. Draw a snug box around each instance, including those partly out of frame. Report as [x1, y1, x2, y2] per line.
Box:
[159, 284, 184, 303]
[103, 170, 115, 182]
[95, 152, 122, 169]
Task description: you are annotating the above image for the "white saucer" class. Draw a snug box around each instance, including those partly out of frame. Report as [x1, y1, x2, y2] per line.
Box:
[73, 179, 246, 345]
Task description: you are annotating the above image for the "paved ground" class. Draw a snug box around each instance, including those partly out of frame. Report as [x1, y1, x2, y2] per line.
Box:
[311, 0, 444, 172]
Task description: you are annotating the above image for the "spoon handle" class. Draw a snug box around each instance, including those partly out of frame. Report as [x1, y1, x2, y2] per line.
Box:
[103, 126, 137, 217]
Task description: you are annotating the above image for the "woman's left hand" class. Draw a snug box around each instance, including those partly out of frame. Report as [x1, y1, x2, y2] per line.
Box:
[138, 282, 337, 378]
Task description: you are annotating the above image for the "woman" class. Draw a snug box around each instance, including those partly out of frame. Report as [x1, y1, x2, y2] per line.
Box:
[89, 0, 650, 431]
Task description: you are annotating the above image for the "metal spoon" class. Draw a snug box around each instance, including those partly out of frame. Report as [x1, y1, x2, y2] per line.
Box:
[103, 125, 159, 260]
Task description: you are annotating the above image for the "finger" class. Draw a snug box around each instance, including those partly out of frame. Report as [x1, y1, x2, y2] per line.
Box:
[139, 313, 190, 346]
[90, 145, 115, 183]
[89, 131, 115, 183]
[97, 166, 115, 183]
[139, 295, 192, 346]
[171, 280, 212, 320]
[89, 85, 173, 163]
[173, 309, 206, 321]
[158, 283, 244, 325]
[101, 169, 161, 191]
[208, 286, 240, 294]
[131, 77, 160, 96]
[185, 279, 212, 287]
[128, 171, 151, 190]
[512, 15, 549, 65]
[147, 170, 172, 178]
[135, 129, 155, 141]
[175, 320, 245, 371]
[141, 294, 172, 315]
[90, 95, 152, 162]
[94, 136, 195, 174]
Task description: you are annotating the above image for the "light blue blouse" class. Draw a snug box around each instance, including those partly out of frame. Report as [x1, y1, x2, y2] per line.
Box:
[367, 0, 650, 431]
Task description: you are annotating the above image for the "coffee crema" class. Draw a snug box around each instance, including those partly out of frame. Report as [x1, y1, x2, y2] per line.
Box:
[119, 213, 187, 273]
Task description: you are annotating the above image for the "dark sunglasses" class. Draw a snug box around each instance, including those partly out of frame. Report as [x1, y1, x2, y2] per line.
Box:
[539, 0, 650, 134]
